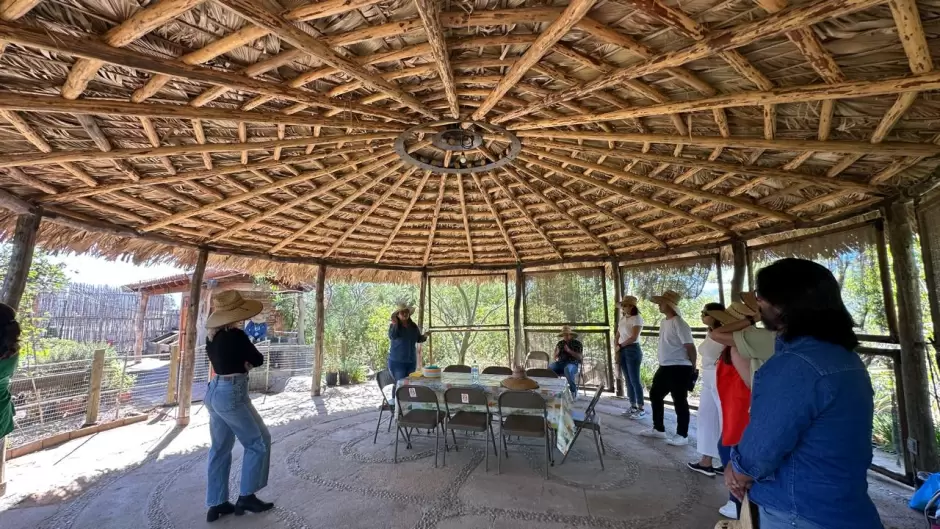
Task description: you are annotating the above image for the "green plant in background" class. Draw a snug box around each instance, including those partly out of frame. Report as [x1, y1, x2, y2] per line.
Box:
[349, 365, 367, 384]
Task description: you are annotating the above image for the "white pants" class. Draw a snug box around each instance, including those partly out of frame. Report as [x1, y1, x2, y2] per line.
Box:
[696, 367, 722, 459]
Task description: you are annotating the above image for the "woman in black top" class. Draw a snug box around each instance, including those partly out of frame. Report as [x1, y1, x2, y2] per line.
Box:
[203, 291, 273, 522]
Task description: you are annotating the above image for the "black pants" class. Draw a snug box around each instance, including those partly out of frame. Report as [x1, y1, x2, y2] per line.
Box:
[649, 365, 693, 437]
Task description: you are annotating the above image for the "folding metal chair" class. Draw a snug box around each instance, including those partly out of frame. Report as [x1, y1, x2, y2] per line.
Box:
[373, 369, 395, 444]
[443, 387, 499, 470]
[482, 366, 512, 375]
[561, 385, 606, 469]
[525, 351, 550, 368]
[498, 390, 554, 478]
[394, 385, 447, 467]
[443, 364, 472, 373]
[525, 368, 558, 378]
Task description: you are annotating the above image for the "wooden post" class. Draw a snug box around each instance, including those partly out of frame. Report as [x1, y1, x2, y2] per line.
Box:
[165, 344, 180, 405]
[513, 265, 525, 365]
[417, 269, 428, 365]
[296, 290, 306, 345]
[886, 200, 939, 472]
[83, 348, 106, 426]
[610, 259, 624, 397]
[177, 248, 208, 426]
[0, 212, 40, 309]
[730, 240, 747, 301]
[311, 265, 327, 397]
[874, 219, 900, 341]
[133, 293, 150, 363]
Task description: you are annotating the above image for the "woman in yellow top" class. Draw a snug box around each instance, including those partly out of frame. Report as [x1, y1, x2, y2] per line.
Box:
[0, 303, 21, 477]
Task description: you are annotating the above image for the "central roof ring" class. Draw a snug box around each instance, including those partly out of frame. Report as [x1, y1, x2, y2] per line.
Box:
[394, 120, 522, 174]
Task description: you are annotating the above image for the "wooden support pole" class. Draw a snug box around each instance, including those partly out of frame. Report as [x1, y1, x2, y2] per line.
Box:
[83, 348, 106, 426]
[886, 201, 939, 472]
[513, 265, 524, 365]
[296, 291, 306, 345]
[730, 240, 747, 301]
[417, 269, 428, 365]
[610, 259, 624, 397]
[165, 344, 180, 406]
[0, 211, 40, 309]
[133, 293, 150, 363]
[874, 219, 900, 341]
[177, 248, 208, 426]
[311, 265, 327, 397]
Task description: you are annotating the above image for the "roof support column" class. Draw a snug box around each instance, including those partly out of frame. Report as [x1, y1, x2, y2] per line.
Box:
[311, 265, 327, 397]
[513, 265, 524, 366]
[610, 259, 624, 397]
[177, 247, 209, 426]
[729, 240, 748, 301]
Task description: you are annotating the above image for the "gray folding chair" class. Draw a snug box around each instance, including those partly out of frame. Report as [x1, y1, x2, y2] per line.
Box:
[444, 364, 472, 373]
[443, 387, 499, 470]
[394, 385, 447, 467]
[373, 369, 395, 444]
[525, 350, 550, 368]
[561, 385, 606, 469]
[482, 366, 512, 375]
[525, 368, 558, 378]
[497, 390, 554, 478]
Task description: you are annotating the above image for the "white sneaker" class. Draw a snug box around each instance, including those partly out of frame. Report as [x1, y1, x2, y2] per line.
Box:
[638, 428, 666, 439]
[719, 500, 738, 519]
[621, 408, 636, 417]
[666, 435, 689, 446]
[632, 409, 647, 420]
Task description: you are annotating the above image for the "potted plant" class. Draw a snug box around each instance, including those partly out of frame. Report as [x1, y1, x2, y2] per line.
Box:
[337, 343, 353, 385]
[324, 356, 340, 387]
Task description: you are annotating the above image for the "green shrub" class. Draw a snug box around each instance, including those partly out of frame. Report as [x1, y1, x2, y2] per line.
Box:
[349, 365, 367, 384]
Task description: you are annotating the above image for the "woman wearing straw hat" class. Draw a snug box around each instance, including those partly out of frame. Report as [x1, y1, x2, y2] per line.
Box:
[387, 301, 429, 385]
[549, 325, 583, 397]
[616, 296, 646, 418]
[687, 302, 732, 478]
[203, 291, 274, 522]
[640, 290, 696, 446]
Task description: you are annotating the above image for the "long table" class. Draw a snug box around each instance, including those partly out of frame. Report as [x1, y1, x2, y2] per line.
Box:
[398, 373, 577, 454]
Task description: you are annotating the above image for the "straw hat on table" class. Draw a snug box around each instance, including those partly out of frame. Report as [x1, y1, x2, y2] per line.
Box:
[206, 290, 263, 328]
[650, 290, 682, 313]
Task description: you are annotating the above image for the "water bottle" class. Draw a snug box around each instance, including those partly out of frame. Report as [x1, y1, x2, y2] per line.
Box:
[471, 365, 479, 384]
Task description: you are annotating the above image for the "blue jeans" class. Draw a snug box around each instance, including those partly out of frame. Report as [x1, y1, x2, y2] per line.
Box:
[387, 359, 416, 402]
[759, 505, 828, 529]
[549, 360, 579, 397]
[719, 441, 741, 515]
[618, 344, 643, 408]
[205, 374, 271, 507]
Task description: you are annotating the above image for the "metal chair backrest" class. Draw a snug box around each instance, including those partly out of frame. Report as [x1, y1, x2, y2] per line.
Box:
[584, 385, 604, 422]
[526, 351, 550, 368]
[376, 369, 395, 403]
[444, 364, 472, 373]
[395, 385, 440, 416]
[443, 386, 490, 417]
[498, 390, 547, 417]
[526, 368, 558, 378]
[482, 366, 512, 375]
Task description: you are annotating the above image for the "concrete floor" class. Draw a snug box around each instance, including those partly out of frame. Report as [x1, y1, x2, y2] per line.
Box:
[0, 382, 921, 529]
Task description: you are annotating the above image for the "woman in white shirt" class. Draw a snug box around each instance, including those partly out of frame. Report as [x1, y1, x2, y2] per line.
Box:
[616, 296, 646, 418]
[687, 302, 729, 477]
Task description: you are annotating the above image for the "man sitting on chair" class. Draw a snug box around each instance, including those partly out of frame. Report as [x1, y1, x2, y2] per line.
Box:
[549, 325, 583, 397]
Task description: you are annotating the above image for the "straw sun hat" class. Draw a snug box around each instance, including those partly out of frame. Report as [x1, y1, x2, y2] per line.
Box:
[394, 301, 416, 316]
[651, 290, 682, 313]
[740, 291, 760, 313]
[620, 295, 638, 307]
[706, 301, 758, 325]
[206, 290, 263, 328]
[557, 325, 578, 339]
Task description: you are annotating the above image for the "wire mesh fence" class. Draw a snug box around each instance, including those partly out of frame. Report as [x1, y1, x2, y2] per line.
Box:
[524, 329, 611, 388]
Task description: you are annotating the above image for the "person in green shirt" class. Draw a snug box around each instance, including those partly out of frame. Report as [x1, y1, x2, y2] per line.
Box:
[0, 303, 19, 441]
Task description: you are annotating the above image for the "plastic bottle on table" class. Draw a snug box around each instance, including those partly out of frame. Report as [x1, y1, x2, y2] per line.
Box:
[471, 365, 479, 384]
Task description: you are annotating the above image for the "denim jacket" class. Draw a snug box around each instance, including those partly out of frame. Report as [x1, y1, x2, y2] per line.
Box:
[387, 322, 426, 364]
[731, 336, 883, 529]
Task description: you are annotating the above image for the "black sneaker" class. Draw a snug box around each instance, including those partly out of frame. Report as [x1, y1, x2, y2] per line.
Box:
[686, 462, 716, 477]
[713, 465, 725, 475]
[206, 502, 235, 522]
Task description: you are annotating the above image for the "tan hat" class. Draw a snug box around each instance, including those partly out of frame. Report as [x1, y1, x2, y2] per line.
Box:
[620, 295, 638, 307]
[705, 309, 739, 325]
[651, 290, 682, 313]
[557, 325, 578, 338]
[727, 301, 757, 320]
[207, 290, 263, 328]
[394, 301, 416, 316]
[740, 291, 760, 313]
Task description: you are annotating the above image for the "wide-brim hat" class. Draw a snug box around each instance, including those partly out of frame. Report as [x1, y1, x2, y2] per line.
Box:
[651, 290, 682, 313]
[394, 301, 416, 316]
[740, 291, 760, 313]
[726, 301, 757, 321]
[206, 290, 263, 328]
[620, 295, 638, 307]
[557, 325, 578, 338]
[705, 309, 739, 325]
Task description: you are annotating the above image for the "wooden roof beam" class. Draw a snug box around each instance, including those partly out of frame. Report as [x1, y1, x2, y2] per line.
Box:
[484, 172, 563, 259]
[423, 174, 448, 266]
[216, 0, 437, 120]
[493, 0, 882, 124]
[472, 0, 596, 120]
[455, 174, 475, 263]
[415, 0, 459, 119]
[470, 172, 519, 262]
[0, 109, 97, 188]
[375, 171, 432, 263]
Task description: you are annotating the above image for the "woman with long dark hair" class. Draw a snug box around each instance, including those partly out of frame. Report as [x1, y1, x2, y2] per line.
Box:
[387, 302, 429, 384]
[727, 258, 882, 529]
[686, 302, 726, 477]
[0, 302, 21, 493]
[203, 291, 273, 523]
[616, 296, 645, 418]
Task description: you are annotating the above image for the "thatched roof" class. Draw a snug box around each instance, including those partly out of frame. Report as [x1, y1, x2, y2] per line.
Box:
[2, 0, 940, 282]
